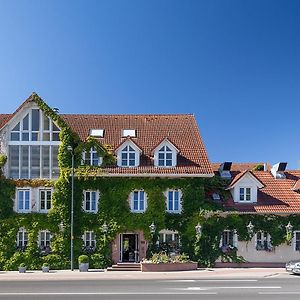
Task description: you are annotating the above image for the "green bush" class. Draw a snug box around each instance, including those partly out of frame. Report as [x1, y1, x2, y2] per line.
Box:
[78, 254, 89, 264]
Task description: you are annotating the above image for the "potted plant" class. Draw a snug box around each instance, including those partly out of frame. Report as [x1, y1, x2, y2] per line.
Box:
[42, 263, 50, 273]
[18, 263, 26, 273]
[78, 255, 89, 272]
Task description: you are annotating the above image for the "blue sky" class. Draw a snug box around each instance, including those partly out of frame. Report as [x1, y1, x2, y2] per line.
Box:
[0, 0, 299, 168]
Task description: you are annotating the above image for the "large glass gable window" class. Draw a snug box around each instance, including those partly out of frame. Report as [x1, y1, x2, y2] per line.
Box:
[10, 109, 60, 142]
[158, 146, 173, 166]
[8, 108, 60, 179]
[121, 145, 136, 167]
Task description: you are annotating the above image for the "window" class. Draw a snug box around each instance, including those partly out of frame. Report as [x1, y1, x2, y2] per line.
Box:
[158, 230, 180, 254]
[220, 230, 237, 250]
[239, 187, 251, 201]
[39, 230, 51, 252]
[158, 146, 173, 167]
[121, 145, 136, 167]
[82, 147, 102, 166]
[122, 129, 136, 137]
[166, 190, 181, 213]
[131, 190, 146, 212]
[83, 191, 98, 213]
[90, 129, 104, 137]
[294, 231, 300, 251]
[8, 108, 60, 179]
[256, 232, 272, 251]
[10, 109, 60, 142]
[16, 228, 28, 251]
[17, 189, 31, 212]
[40, 190, 52, 212]
[83, 231, 96, 251]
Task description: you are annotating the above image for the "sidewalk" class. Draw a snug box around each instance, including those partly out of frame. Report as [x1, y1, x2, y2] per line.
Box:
[0, 268, 287, 281]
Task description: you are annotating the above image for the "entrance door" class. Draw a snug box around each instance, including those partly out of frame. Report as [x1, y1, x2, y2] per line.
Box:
[120, 234, 139, 262]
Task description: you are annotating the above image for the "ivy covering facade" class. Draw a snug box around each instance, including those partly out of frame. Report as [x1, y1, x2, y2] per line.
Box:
[0, 93, 299, 270]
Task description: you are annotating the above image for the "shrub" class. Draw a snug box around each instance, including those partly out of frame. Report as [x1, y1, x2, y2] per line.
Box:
[78, 255, 89, 264]
[19, 263, 26, 268]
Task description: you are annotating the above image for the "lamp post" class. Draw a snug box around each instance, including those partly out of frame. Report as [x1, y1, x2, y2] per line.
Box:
[246, 221, 254, 238]
[67, 146, 74, 271]
[195, 223, 202, 237]
[148, 222, 156, 257]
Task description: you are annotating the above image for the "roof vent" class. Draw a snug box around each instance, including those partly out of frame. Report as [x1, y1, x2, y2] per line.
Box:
[122, 129, 136, 137]
[271, 162, 287, 179]
[218, 162, 232, 179]
[90, 129, 104, 137]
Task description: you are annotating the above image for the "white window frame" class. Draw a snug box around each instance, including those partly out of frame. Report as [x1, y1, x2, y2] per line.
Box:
[239, 187, 251, 202]
[38, 230, 51, 249]
[165, 189, 182, 214]
[16, 189, 31, 213]
[83, 190, 99, 213]
[39, 189, 52, 213]
[220, 230, 238, 248]
[82, 147, 103, 166]
[255, 231, 272, 250]
[130, 190, 147, 213]
[8, 107, 60, 180]
[154, 140, 178, 167]
[16, 228, 28, 250]
[83, 231, 96, 249]
[116, 140, 141, 167]
[293, 231, 300, 251]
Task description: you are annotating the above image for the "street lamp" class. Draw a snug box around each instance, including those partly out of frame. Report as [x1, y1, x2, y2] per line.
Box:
[59, 221, 65, 233]
[67, 145, 74, 271]
[286, 222, 293, 234]
[149, 222, 156, 235]
[246, 221, 254, 237]
[195, 223, 202, 237]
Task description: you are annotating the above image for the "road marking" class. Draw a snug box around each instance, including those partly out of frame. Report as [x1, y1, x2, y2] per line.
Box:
[0, 292, 218, 296]
[164, 279, 258, 282]
[173, 286, 281, 291]
[259, 292, 300, 295]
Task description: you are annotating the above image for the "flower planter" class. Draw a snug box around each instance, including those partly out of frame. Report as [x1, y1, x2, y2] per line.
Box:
[42, 266, 49, 273]
[141, 262, 197, 272]
[79, 263, 89, 272]
[18, 267, 26, 273]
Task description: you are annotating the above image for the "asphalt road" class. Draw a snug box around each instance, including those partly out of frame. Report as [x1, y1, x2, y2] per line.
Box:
[0, 274, 299, 300]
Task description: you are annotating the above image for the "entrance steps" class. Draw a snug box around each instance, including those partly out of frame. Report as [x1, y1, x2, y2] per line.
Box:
[107, 263, 141, 272]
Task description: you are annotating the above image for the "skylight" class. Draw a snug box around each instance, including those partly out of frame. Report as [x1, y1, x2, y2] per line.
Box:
[90, 129, 104, 137]
[122, 129, 136, 137]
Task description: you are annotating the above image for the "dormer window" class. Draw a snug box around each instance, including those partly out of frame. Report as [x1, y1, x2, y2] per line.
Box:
[82, 147, 102, 166]
[239, 187, 251, 201]
[226, 171, 264, 204]
[116, 140, 141, 167]
[158, 146, 173, 166]
[153, 139, 179, 167]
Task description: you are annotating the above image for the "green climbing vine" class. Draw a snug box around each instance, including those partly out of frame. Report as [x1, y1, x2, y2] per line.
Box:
[0, 93, 299, 270]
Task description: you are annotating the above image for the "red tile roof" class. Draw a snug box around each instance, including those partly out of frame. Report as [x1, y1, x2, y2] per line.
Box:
[223, 170, 300, 213]
[292, 180, 300, 191]
[61, 114, 213, 176]
[211, 162, 270, 172]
